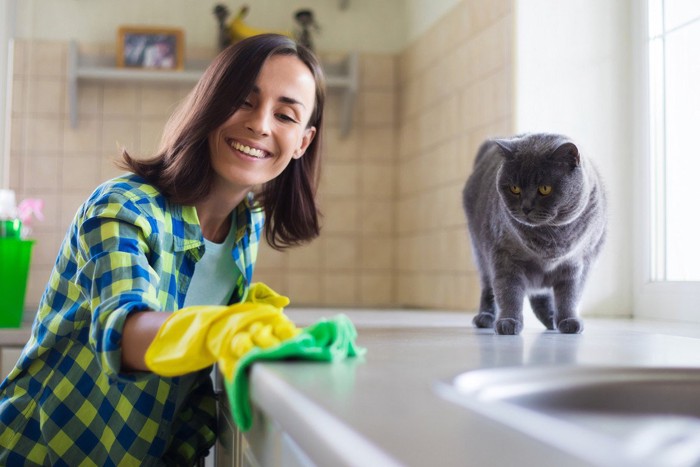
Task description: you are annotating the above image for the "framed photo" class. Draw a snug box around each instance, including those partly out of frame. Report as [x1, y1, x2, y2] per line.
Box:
[117, 26, 184, 70]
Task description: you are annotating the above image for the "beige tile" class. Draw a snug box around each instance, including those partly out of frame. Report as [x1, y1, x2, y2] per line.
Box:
[398, 76, 421, 121]
[27, 41, 66, 78]
[287, 271, 322, 305]
[26, 79, 64, 116]
[255, 242, 289, 270]
[451, 41, 477, 90]
[397, 117, 419, 160]
[100, 154, 126, 182]
[101, 118, 138, 154]
[75, 83, 103, 117]
[359, 127, 395, 162]
[324, 91, 359, 129]
[103, 84, 139, 117]
[360, 54, 396, 89]
[22, 191, 60, 233]
[138, 118, 167, 156]
[61, 155, 101, 191]
[360, 90, 395, 126]
[361, 199, 393, 235]
[8, 151, 22, 190]
[11, 40, 28, 78]
[360, 162, 394, 200]
[25, 265, 53, 311]
[396, 196, 420, 234]
[323, 127, 359, 163]
[360, 237, 394, 270]
[287, 240, 322, 270]
[139, 86, 181, 117]
[63, 118, 100, 153]
[472, 17, 511, 81]
[29, 231, 63, 268]
[359, 272, 395, 306]
[23, 156, 60, 191]
[320, 163, 358, 197]
[321, 198, 360, 234]
[60, 191, 92, 230]
[25, 117, 64, 152]
[10, 77, 26, 116]
[322, 272, 358, 306]
[9, 119, 25, 159]
[323, 236, 358, 271]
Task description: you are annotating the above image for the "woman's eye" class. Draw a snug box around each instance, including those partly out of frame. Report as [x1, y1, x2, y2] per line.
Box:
[277, 113, 297, 123]
[241, 100, 253, 108]
[510, 185, 521, 195]
[538, 185, 552, 195]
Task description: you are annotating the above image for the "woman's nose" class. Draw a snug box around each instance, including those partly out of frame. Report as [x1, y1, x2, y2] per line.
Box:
[246, 107, 271, 136]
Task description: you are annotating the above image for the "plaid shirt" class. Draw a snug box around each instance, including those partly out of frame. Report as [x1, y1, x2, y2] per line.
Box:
[0, 174, 263, 466]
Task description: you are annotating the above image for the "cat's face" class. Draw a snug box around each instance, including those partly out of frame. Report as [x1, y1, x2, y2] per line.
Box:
[496, 140, 584, 227]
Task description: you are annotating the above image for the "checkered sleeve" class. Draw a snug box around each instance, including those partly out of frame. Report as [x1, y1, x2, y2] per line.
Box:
[76, 189, 164, 383]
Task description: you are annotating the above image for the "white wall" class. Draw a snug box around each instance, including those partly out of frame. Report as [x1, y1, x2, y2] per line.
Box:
[514, 0, 634, 317]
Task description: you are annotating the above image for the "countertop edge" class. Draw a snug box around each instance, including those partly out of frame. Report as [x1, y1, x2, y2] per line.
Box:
[249, 364, 404, 467]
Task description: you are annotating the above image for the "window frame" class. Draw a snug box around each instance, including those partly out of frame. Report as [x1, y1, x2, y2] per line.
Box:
[633, 0, 700, 322]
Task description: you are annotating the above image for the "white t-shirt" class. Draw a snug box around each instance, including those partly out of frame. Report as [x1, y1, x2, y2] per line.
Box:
[184, 218, 239, 307]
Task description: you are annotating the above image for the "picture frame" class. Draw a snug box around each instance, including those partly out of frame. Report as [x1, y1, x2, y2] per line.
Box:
[117, 26, 184, 70]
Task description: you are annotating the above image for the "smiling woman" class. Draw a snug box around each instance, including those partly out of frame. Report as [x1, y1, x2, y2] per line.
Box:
[0, 34, 327, 466]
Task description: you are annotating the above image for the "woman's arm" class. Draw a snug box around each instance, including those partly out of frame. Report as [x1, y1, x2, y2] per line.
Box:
[121, 311, 171, 372]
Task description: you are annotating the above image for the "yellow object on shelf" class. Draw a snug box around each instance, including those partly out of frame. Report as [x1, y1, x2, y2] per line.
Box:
[228, 5, 291, 43]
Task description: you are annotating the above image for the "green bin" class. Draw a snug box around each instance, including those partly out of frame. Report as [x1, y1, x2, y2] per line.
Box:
[0, 238, 35, 328]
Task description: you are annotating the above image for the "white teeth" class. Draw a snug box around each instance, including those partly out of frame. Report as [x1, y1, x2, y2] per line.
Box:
[232, 141, 266, 158]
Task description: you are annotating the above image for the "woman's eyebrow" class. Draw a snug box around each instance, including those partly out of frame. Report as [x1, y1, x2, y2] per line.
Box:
[251, 85, 306, 109]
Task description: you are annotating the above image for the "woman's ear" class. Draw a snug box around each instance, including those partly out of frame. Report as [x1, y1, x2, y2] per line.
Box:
[294, 126, 317, 159]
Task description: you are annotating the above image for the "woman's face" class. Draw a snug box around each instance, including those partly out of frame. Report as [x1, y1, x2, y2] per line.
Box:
[208, 54, 317, 197]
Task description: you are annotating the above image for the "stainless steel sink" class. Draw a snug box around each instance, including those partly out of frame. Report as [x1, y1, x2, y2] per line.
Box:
[435, 366, 700, 467]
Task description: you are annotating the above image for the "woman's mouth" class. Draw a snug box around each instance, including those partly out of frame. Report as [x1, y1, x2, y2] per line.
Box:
[227, 139, 269, 159]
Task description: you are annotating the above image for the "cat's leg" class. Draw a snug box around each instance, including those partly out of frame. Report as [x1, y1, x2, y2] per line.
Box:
[553, 271, 584, 334]
[493, 274, 526, 335]
[473, 286, 496, 328]
[529, 293, 555, 330]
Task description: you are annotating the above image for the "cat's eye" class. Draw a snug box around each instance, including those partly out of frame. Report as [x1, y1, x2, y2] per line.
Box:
[509, 186, 521, 195]
[538, 185, 553, 195]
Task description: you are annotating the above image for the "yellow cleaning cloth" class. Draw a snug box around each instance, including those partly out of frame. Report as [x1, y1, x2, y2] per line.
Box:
[144, 283, 300, 380]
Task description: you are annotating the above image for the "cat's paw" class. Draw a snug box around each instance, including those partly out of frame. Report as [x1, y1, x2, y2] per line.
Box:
[557, 318, 583, 334]
[495, 318, 523, 335]
[473, 312, 495, 328]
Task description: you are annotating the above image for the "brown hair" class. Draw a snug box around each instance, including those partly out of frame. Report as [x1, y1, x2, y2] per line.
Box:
[120, 34, 326, 249]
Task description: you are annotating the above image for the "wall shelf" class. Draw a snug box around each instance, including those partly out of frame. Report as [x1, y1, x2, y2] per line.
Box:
[67, 41, 358, 136]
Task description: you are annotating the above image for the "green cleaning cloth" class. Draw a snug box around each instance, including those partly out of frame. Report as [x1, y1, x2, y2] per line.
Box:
[225, 313, 366, 432]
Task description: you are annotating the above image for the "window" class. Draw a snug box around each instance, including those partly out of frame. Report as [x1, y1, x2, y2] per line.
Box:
[648, 0, 700, 280]
[636, 0, 700, 320]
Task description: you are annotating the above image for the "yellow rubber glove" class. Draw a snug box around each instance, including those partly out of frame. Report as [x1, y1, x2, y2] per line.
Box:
[144, 283, 300, 379]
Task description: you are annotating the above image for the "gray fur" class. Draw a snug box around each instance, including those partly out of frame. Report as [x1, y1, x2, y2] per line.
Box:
[462, 133, 607, 335]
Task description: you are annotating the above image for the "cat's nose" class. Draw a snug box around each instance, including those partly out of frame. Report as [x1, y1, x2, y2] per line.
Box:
[522, 207, 533, 215]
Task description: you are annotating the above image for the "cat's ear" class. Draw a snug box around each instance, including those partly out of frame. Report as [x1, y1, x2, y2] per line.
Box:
[553, 142, 580, 168]
[493, 139, 516, 159]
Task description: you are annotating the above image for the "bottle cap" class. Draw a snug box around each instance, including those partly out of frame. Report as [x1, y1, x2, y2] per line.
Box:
[0, 189, 17, 219]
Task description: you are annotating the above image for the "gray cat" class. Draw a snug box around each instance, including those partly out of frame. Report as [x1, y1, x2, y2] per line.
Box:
[462, 133, 606, 335]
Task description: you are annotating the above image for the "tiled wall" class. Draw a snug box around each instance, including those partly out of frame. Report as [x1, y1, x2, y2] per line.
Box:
[395, 0, 513, 310]
[9, 0, 513, 314]
[254, 52, 398, 307]
[8, 40, 398, 311]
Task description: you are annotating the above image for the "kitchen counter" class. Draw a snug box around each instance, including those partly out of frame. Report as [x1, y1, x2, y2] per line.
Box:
[238, 310, 700, 467]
